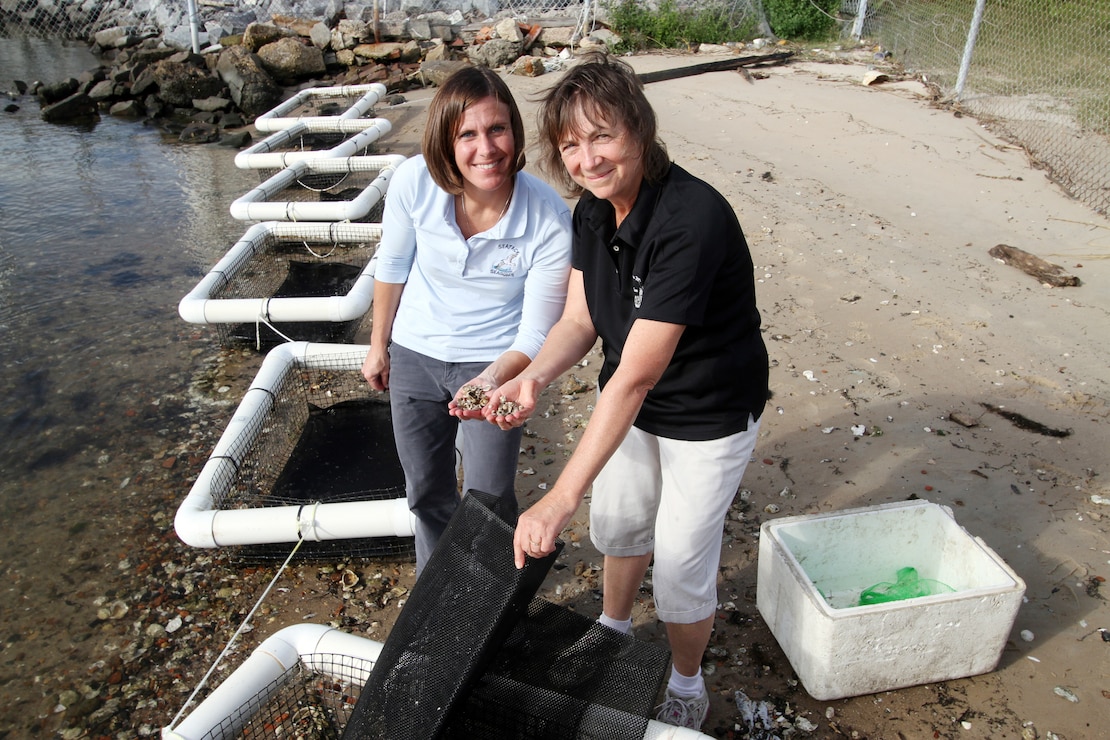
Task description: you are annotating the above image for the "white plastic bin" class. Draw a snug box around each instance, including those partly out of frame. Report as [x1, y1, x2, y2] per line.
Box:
[756, 500, 1025, 700]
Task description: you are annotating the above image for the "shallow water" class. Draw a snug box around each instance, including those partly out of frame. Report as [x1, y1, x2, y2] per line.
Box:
[0, 37, 259, 731]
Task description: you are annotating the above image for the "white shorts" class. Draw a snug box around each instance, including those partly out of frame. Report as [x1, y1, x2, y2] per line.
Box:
[590, 415, 761, 624]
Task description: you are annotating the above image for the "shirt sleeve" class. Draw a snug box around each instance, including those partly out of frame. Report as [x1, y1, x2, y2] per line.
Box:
[507, 184, 573, 358]
[373, 156, 420, 284]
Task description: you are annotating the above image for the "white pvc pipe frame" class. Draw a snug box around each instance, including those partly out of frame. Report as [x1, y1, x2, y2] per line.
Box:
[174, 341, 416, 549]
[254, 83, 390, 132]
[229, 154, 406, 222]
[178, 221, 382, 325]
[233, 118, 393, 171]
[161, 623, 713, 740]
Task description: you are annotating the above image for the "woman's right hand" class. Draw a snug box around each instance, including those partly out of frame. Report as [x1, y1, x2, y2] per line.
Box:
[361, 345, 390, 391]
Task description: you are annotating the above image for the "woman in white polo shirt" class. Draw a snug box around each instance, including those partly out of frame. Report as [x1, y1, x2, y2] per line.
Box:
[361, 66, 572, 573]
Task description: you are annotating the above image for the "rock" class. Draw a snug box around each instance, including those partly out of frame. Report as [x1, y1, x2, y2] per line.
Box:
[108, 99, 144, 117]
[179, 121, 220, 143]
[41, 92, 97, 122]
[351, 41, 408, 63]
[271, 13, 324, 37]
[87, 79, 118, 102]
[151, 60, 225, 107]
[242, 22, 288, 53]
[38, 78, 79, 105]
[469, 38, 521, 68]
[310, 21, 333, 49]
[193, 95, 231, 112]
[130, 66, 158, 97]
[424, 40, 449, 62]
[216, 45, 283, 119]
[219, 130, 252, 147]
[494, 18, 522, 43]
[257, 37, 327, 83]
[93, 26, 137, 49]
[539, 26, 575, 47]
[417, 59, 471, 87]
[510, 56, 545, 77]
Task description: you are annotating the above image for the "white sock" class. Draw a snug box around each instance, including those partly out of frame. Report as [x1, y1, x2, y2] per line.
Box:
[597, 613, 632, 634]
[667, 666, 705, 698]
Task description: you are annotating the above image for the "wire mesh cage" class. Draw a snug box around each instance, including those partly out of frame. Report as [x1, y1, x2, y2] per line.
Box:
[230, 155, 405, 223]
[174, 342, 415, 561]
[235, 119, 394, 182]
[194, 654, 367, 740]
[254, 83, 391, 132]
[180, 221, 383, 350]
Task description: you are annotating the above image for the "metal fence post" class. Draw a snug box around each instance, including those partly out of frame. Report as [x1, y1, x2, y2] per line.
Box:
[955, 0, 987, 99]
[187, 0, 201, 53]
[851, 0, 869, 40]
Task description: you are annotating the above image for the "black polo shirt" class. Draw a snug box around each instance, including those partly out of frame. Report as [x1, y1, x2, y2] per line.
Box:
[573, 163, 768, 441]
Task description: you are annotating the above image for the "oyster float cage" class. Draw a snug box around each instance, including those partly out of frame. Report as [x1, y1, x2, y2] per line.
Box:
[164, 494, 712, 740]
[179, 221, 383, 349]
[254, 83, 391, 132]
[175, 341, 415, 561]
[230, 154, 405, 223]
[234, 119, 393, 182]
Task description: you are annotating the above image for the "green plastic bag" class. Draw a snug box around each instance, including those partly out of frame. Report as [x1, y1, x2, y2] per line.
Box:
[858, 566, 955, 606]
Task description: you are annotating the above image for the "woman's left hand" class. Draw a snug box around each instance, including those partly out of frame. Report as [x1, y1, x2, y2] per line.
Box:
[448, 374, 498, 419]
[513, 486, 579, 568]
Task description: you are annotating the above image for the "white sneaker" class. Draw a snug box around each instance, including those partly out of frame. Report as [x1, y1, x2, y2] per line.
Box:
[655, 686, 710, 729]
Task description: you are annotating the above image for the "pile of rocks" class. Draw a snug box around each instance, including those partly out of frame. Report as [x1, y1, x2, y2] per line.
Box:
[11, 10, 616, 144]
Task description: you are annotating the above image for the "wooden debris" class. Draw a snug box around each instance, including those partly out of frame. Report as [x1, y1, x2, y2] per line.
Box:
[636, 51, 794, 85]
[988, 244, 1081, 287]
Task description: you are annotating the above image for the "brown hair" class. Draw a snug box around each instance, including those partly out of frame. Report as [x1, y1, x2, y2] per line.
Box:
[537, 51, 670, 196]
[422, 65, 527, 194]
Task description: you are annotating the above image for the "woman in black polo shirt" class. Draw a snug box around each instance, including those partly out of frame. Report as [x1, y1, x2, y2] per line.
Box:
[477, 52, 769, 730]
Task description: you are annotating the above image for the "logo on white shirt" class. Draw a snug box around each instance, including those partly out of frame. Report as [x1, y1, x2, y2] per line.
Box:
[490, 244, 520, 277]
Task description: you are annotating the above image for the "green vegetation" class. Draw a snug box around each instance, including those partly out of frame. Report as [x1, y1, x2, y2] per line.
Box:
[762, 0, 841, 40]
[605, 0, 751, 52]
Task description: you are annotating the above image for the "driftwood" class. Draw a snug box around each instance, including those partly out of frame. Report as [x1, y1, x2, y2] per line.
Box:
[636, 51, 794, 85]
[988, 244, 1081, 287]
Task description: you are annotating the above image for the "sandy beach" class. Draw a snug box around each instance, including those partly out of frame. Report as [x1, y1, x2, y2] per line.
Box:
[13, 47, 1107, 738]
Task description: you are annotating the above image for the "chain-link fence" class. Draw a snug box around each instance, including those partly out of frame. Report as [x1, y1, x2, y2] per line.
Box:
[845, 0, 1109, 216]
[3, 0, 1108, 216]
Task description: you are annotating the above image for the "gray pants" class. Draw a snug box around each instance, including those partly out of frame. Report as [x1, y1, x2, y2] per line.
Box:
[388, 343, 524, 572]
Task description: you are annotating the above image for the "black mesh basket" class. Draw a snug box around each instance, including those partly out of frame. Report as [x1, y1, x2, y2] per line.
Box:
[342, 492, 670, 740]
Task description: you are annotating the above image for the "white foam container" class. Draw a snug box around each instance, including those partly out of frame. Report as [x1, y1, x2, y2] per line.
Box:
[756, 500, 1025, 700]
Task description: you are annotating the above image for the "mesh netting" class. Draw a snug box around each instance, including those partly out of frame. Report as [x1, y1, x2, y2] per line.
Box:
[194, 653, 367, 740]
[209, 224, 378, 349]
[246, 129, 379, 182]
[236, 160, 391, 221]
[212, 353, 413, 562]
[442, 600, 669, 740]
[264, 85, 384, 120]
[342, 492, 670, 740]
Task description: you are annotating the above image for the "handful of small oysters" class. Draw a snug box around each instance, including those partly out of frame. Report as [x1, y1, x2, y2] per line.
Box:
[457, 385, 523, 416]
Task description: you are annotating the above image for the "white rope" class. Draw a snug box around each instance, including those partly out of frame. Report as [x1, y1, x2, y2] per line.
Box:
[165, 535, 306, 731]
[255, 302, 296, 351]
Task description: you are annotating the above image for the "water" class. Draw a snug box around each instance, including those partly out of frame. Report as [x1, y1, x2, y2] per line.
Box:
[0, 37, 258, 733]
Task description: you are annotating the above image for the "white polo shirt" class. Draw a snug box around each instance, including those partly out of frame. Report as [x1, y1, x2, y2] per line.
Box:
[375, 155, 572, 363]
